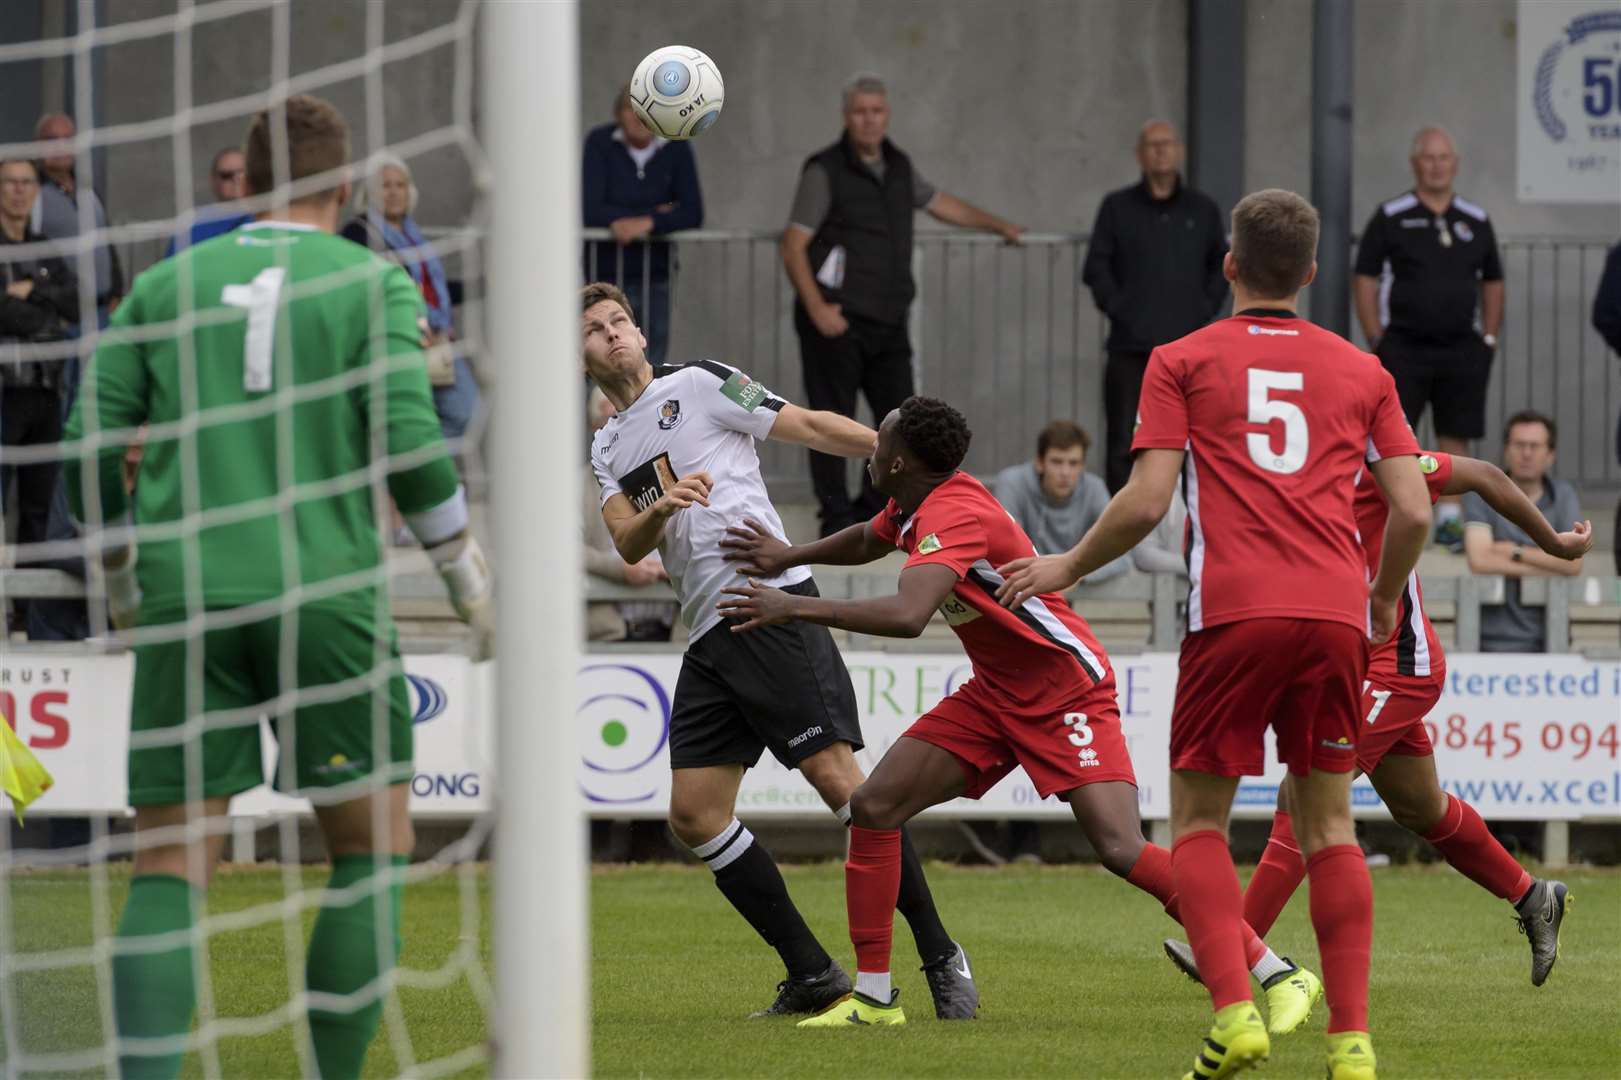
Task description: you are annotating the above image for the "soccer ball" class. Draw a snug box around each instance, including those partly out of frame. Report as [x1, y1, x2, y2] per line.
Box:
[628, 46, 724, 140]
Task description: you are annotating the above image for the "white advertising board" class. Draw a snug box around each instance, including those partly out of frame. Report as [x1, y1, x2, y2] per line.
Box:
[1517, 1, 1621, 202]
[4, 651, 1617, 822]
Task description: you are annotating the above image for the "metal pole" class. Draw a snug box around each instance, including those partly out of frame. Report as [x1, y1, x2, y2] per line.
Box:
[484, 1, 588, 1076]
[1187, 0, 1246, 221]
[1311, 0, 1354, 335]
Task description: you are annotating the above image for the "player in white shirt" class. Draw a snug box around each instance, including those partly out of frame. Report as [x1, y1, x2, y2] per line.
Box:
[583, 283, 977, 1020]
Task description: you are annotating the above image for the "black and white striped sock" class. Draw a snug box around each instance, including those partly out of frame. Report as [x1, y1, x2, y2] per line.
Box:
[691, 818, 830, 978]
[689, 818, 755, 872]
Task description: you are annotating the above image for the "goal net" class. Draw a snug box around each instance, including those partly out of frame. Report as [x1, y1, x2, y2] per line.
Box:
[0, 2, 583, 1075]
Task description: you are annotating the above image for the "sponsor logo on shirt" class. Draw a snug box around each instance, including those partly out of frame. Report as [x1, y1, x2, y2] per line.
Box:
[657, 398, 683, 430]
[917, 532, 943, 555]
[619, 452, 678, 513]
[719, 370, 768, 411]
[1247, 324, 1300, 337]
[1400, 217, 1430, 228]
[937, 593, 982, 626]
[1419, 454, 1440, 474]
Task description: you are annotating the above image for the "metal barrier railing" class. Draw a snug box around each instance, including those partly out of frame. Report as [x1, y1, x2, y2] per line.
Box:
[13, 569, 1614, 656]
[579, 229, 1621, 494]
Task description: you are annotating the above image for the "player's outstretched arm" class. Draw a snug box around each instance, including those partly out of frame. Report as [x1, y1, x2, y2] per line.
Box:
[720, 516, 889, 576]
[766, 403, 877, 459]
[718, 563, 956, 637]
[1367, 454, 1431, 641]
[995, 448, 1183, 608]
[1446, 456, 1591, 568]
[601, 473, 713, 565]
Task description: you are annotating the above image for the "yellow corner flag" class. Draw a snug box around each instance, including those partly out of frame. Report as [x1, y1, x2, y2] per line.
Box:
[0, 713, 54, 824]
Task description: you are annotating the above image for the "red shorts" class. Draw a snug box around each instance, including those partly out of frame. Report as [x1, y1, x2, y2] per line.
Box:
[1355, 668, 1444, 773]
[1171, 618, 1369, 777]
[904, 674, 1136, 799]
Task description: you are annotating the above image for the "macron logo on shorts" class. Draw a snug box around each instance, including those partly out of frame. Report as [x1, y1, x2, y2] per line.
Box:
[786, 725, 824, 749]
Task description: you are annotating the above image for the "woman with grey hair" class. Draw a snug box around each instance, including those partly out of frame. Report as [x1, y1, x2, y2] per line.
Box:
[342, 153, 480, 444]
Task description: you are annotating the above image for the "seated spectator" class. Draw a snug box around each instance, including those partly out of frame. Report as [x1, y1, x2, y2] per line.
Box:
[163, 146, 254, 257]
[342, 153, 480, 445]
[1462, 411, 1585, 652]
[1130, 487, 1189, 579]
[583, 390, 678, 643]
[992, 420, 1129, 584]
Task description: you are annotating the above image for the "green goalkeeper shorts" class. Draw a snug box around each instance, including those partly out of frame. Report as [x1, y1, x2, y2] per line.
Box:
[127, 605, 413, 807]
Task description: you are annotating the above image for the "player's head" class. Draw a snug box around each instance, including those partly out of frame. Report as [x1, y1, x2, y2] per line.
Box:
[1034, 420, 1089, 502]
[842, 73, 890, 155]
[1502, 409, 1557, 484]
[1409, 126, 1458, 194]
[870, 396, 972, 496]
[1224, 188, 1319, 301]
[580, 281, 649, 382]
[243, 94, 352, 212]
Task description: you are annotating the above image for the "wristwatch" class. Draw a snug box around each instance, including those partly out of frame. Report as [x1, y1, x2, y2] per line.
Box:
[1482, 333, 1498, 349]
[1511, 544, 1524, 562]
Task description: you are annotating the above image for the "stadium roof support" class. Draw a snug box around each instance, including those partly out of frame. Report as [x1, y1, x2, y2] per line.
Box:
[1311, 0, 1354, 336]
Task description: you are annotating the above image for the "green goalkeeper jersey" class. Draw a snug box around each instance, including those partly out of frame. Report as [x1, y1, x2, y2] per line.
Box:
[65, 221, 464, 623]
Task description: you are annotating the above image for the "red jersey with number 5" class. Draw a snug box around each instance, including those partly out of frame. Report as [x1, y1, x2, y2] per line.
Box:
[1132, 310, 1420, 633]
[870, 472, 1111, 708]
[1355, 450, 1452, 680]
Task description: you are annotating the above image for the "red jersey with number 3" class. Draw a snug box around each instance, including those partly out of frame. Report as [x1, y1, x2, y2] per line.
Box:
[1355, 450, 1452, 680]
[1131, 310, 1420, 633]
[870, 472, 1111, 708]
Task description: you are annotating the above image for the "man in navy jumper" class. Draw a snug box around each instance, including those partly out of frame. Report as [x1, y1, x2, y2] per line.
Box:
[582, 85, 704, 365]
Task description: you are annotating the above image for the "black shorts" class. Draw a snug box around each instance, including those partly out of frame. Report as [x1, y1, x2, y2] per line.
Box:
[1377, 333, 1494, 440]
[669, 579, 863, 770]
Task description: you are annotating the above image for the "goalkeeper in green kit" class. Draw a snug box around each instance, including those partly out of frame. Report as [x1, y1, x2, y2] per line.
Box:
[65, 95, 491, 1079]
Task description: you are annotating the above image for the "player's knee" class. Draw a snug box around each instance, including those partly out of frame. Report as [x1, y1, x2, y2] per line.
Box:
[848, 784, 905, 830]
[1388, 792, 1447, 834]
[1090, 830, 1146, 878]
[667, 805, 727, 848]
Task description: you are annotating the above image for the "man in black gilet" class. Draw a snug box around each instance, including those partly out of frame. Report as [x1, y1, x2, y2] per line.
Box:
[782, 74, 1023, 536]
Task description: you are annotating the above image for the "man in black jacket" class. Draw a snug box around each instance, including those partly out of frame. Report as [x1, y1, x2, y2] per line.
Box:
[2, 157, 81, 580]
[782, 74, 1023, 536]
[1082, 120, 1228, 492]
[1594, 240, 1621, 570]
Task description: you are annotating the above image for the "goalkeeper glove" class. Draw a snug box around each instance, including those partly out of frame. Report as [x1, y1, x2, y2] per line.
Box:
[100, 547, 142, 631]
[426, 534, 494, 660]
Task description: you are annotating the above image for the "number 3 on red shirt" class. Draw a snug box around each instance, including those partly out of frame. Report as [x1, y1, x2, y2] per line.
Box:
[1246, 369, 1309, 475]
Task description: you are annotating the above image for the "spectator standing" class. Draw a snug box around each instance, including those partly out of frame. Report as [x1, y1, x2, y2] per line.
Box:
[1355, 126, 1505, 548]
[163, 146, 254, 257]
[1082, 120, 1229, 493]
[991, 420, 1129, 584]
[581, 86, 703, 367]
[1593, 241, 1621, 571]
[583, 389, 677, 643]
[31, 113, 121, 325]
[1, 157, 81, 634]
[783, 73, 1023, 536]
[342, 154, 480, 444]
[1462, 411, 1585, 652]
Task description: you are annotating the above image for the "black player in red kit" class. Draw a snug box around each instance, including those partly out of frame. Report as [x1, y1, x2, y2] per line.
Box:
[718, 396, 1316, 1032]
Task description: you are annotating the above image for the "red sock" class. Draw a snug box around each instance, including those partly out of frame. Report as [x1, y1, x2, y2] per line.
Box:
[1171, 831, 1252, 1010]
[1132, 843, 1268, 968]
[1422, 795, 1533, 903]
[1244, 810, 1306, 937]
[1306, 844, 1372, 1033]
[846, 827, 902, 976]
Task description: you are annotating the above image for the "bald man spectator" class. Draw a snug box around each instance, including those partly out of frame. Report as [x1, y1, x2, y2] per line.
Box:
[31, 113, 121, 324]
[1082, 120, 1228, 493]
[784, 73, 1024, 535]
[1356, 126, 1504, 549]
[163, 146, 254, 257]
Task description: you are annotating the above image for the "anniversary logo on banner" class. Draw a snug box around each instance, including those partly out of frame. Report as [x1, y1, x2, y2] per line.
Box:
[1517, 0, 1621, 202]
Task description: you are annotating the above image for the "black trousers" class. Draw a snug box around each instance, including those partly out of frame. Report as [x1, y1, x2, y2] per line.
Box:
[795, 305, 914, 522]
[1103, 350, 1151, 494]
[1, 386, 65, 554]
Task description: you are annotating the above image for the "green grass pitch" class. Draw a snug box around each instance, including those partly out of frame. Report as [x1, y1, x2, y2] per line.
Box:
[3, 861, 1617, 1077]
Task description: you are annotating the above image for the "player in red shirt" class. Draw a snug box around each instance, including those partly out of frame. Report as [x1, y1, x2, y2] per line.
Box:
[997, 190, 1432, 1080]
[1162, 452, 1590, 991]
[718, 396, 1319, 1033]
